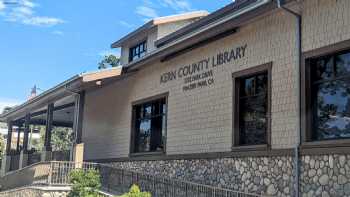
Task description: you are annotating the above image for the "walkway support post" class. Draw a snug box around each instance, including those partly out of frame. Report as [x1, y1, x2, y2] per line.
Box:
[71, 91, 85, 168]
[16, 125, 21, 153]
[1, 121, 13, 176]
[19, 114, 30, 169]
[42, 103, 54, 161]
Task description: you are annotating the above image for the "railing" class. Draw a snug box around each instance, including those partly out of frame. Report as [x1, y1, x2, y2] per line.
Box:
[9, 154, 20, 171]
[0, 162, 51, 190]
[99, 165, 263, 197]
[52, 150, 70, 161]
[0, 161, 264, 197]
[27, 152, 41, 166]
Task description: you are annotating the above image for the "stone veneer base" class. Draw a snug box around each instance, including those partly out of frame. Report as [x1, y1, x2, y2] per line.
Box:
[109, 154, 350, 197]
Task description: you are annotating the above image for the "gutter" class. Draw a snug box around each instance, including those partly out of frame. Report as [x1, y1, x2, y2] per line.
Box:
[0, 75, 81, 121]
[0, 67, 124, 122]
[277, 0, 302, 196]
[124, 0, 272, 72]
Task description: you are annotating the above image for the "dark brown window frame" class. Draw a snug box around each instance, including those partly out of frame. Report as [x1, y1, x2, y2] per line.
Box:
[232, 62, 272, 151]
[301, 39, 350, 149]
[129, 92, 169, 157]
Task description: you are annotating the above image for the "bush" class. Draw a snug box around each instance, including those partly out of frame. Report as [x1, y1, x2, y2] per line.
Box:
[118, 185, 151, 197]
[68, 170, 151, 197]
[68, 169, 103, 197]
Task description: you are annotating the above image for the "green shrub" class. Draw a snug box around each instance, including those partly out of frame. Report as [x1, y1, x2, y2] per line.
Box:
[68, 169, 103, 197]
[118, 185, 151, 197]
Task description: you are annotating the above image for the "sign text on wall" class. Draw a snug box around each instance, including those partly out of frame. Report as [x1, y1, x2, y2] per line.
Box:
[160, 44, 247, 92]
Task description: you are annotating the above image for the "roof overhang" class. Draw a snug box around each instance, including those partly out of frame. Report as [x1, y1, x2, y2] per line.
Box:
[123, 0, 283, 72]
[111, 11, 209, 48]
[155, 0, 264, 48]
[0, 67, 125, 122]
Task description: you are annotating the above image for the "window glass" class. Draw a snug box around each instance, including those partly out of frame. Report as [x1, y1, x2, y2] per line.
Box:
[133, 97, 166, 153]
[242, 76, 255, 97]
[336, 53, 350, 76]
[314, 57, 333, 81]
[237, 72, 268, 146]
[311, 50, 350, 141]
[129, 41, 147, 62]
[313, 80, 350, 140]
[137, 119, 151, 152]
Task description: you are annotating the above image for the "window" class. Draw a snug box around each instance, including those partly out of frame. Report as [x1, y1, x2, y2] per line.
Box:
[233, 63, 271, 147]
[308, 50, 350, 141]
[131, 95, 167, 154]
[129, 41, 147, 62]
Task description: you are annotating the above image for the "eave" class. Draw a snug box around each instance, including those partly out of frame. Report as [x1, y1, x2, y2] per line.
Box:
[0, 67, 125, 122]
[123, 0, 279, 72]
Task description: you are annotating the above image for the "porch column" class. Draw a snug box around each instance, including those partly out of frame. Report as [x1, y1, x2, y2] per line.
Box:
[19, 114, 30, 168]
[42, 103, 54, 161]
[16, 125, 21, 153]
[1, 122, 13, 175]
[73, 91, 85, 144]
[72, 92, 85, 166]
[5, 121, 13, 155]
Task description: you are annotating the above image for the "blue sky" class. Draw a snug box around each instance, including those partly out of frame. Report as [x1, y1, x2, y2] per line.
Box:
[0, 0, 232, 110]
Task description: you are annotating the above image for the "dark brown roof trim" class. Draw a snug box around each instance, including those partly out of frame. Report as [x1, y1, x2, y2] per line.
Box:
[155, 0, 259, 48]
[124, 1, 277, 72]
[160, 28, 238, 62]
[111, 21, 153, 48]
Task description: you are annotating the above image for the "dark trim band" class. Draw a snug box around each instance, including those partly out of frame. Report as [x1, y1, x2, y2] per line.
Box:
[86, 148, 295, 163]
[87, 145, 350, 163]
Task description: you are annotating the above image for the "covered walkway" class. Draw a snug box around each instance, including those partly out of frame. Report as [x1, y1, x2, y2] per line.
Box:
[0, 67, 124, 174]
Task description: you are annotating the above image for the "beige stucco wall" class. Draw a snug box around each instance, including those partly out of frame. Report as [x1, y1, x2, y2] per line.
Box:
[83, 0, 350, 161]
[302, 0, 350, 52]
[157, 19, 197, 40]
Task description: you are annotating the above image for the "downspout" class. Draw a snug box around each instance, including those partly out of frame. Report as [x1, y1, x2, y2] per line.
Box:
[277, 0, 302, 196]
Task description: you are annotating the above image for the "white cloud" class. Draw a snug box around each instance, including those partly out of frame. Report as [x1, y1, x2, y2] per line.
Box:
[135, 6, 158, 19]
[15, 6, 33, 15]
[0, 1, 5, 11]
[118, 20, 134, 28]
[21, 0, 37, 8]
[98, 50, 119, 57]
[1, 0, 65, 27]
[22, 16, 64, 26]
[161, 0, 192, 12]
[0, 98, 21, 114]
[135, 0, 193, 23]
[52, 30, 64, 36]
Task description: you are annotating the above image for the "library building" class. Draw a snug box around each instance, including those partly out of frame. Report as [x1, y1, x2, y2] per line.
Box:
[2, 0, 350, 196]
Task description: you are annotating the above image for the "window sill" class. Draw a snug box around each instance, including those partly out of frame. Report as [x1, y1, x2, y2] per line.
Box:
[301, 138, 350, 148]
[301, 139, 350, 155]
[231, 144, 269, 152]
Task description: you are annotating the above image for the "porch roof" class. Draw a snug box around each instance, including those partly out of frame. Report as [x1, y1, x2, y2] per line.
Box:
[0, 67, 124, 122]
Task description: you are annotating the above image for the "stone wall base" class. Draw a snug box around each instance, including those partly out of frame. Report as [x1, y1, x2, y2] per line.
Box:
[111, 156, 294, 196]
[301, 154, 350, 197]
[109, 154, 350, 197]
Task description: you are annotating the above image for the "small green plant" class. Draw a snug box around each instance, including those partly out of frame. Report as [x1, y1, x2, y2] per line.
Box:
[68, 169, 103, 197]
[118, 185, 151, 197]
